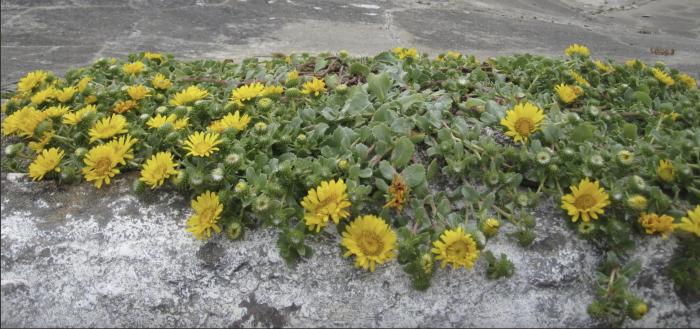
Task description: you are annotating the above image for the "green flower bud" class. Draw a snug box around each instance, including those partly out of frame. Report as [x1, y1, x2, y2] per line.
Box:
[74, 147, 88, 157]
[590, 154, 604, 167]
[211, 167, 224, 182]
[235, 180, 248, 193]
[338, 159, 349, 170]
[156, 105, 168, 114]
[254, 122, 267, 131]
[155, 94, 165, 102]
[421, 254, 433, 274]
[226, 222, 244, 241]
[171, 170, 186, 186]
[485, 170, 500, 186]
[578, 222, 595, 235]
[629, 301, 648, 320]
[631, 175, 647, 191]
[59, 166, 79, 184]
[34, 121, 52, 137]
[536, 151, 551, 165]
[548, 164, 559, 173]
[256, 97, 273, 110]
[335, 84, 348, 94]
[617, 150, 635, 165]
[188, 170, 204, 186]
[481, 218, 501, 238]
[173, 106, 188, 117]
[285, 87, 301, 98]
[4, 143, 23, 157]
[132, 179, 146, 194]
[254, 195, 271, 212]
[627, 194, 647, 211]
[225, 153, 241, 165]
[339, 50, 349, 59]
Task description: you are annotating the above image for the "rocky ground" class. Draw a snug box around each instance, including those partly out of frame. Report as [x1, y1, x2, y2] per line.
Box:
[1, 0, 699, 327]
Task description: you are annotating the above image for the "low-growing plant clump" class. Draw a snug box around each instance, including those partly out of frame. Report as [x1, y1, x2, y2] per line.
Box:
[2, 45, 698, 326]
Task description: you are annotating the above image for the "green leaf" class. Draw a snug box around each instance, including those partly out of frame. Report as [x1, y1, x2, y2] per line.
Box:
[341, 87, 372, 116]
[368, 72, 392, 102]
[372, 123, 392, 143]
[314, 56, 328, 73]
[391, 136, 415, 168]
[402, 164, 426, 188]
[349, 62, 369, 77]
[379, 160, 395, 180]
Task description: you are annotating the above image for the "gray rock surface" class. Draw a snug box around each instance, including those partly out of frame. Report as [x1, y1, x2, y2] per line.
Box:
[1, 173, 698, 327]
[1, 0, 699, 90]
[2, 0, 700, 327]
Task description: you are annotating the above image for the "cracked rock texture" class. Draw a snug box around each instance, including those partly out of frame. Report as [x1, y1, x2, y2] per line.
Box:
[1, 0, 699, 90]
[1, 174, 698, 327]
[2, 0, 700, 327]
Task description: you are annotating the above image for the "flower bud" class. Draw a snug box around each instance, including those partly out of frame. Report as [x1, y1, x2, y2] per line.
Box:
[536, 151, 551, 165]
[481, 218, 500, 238]
[285, 87, 301, 98]
[254, 195, 271, 212]
[631, 175, 647, 191]
[617, 150, 635, 165]
[188, 171, 204, 186]
[590, 154, 604, 167]
[254, 122, 267, 131]
[74, 147, 88, 157]
[226, 222, 244, 241]
[235, 180, 248, 193]
[225, 153, 241, 165]
[256, 97, 273, 110]
[335, 84, 348, 94]
[421, 254, 433, 274]
[338, 159, 349, 170]
[627, 194, 647, 211]
[629, 301, 648, 320]
[211, 167, 224, 182]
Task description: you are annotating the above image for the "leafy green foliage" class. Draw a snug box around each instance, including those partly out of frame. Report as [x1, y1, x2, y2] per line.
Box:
[483, 250, 515, 279]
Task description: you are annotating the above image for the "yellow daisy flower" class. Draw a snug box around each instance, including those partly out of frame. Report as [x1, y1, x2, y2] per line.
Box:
[652, 68, 674, 86]
[126, 84, 151, 101]
[594, 60, 614, 73]
[555, 83, 581, 104]
[140, 151, 179, 189]
[169, 85, 208, 106]
[570, 70, 590, 87]
[77, 76, 92, 93]
[626, 59, 647, 70]
[1, 106, 46, 137]
[186, 191, 223, 240]
[657, 159, 675, 183]
[500, 101, 545, 144]
[28, 131, 54, 152]
[85, 95, 98, 104]
[341, 215, 397, 272]
[287, 70, 299, 81]
[183, 131, 222, 157]
[151, 73, 172, 90]
[106, 134, 138, 164]
[231, 82, 265, 103]
[301, 77, 327, 97]
[55, 86, 78, 103]
[675, 205, 700, 237]
[565, 44, 590, 57]
[146, 113, 188, 130]
[301, 179, 352, 232]
[81, 144, 124, 188]
[31, 86, 57, 105]
[28, 147, 64, 181]
[392, 47, 418, 60]
[262, 85, 284, 97]
[639, 212, 675, 239]
[677, 73, 697, 89]
[122, 61, 145, 75]
[446, 51, 461, 59]
[43, 105, 69, 118]
[18, 70, 49, 93]
[208, 111, 251, 133]
[89, 114, 128, 142]
[112, 99, 137, 114]
[431, 227, 480, 269]
[144, 52, 164, 62]
[63, 105, 96, 125]
[561, 178, 611, 223]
